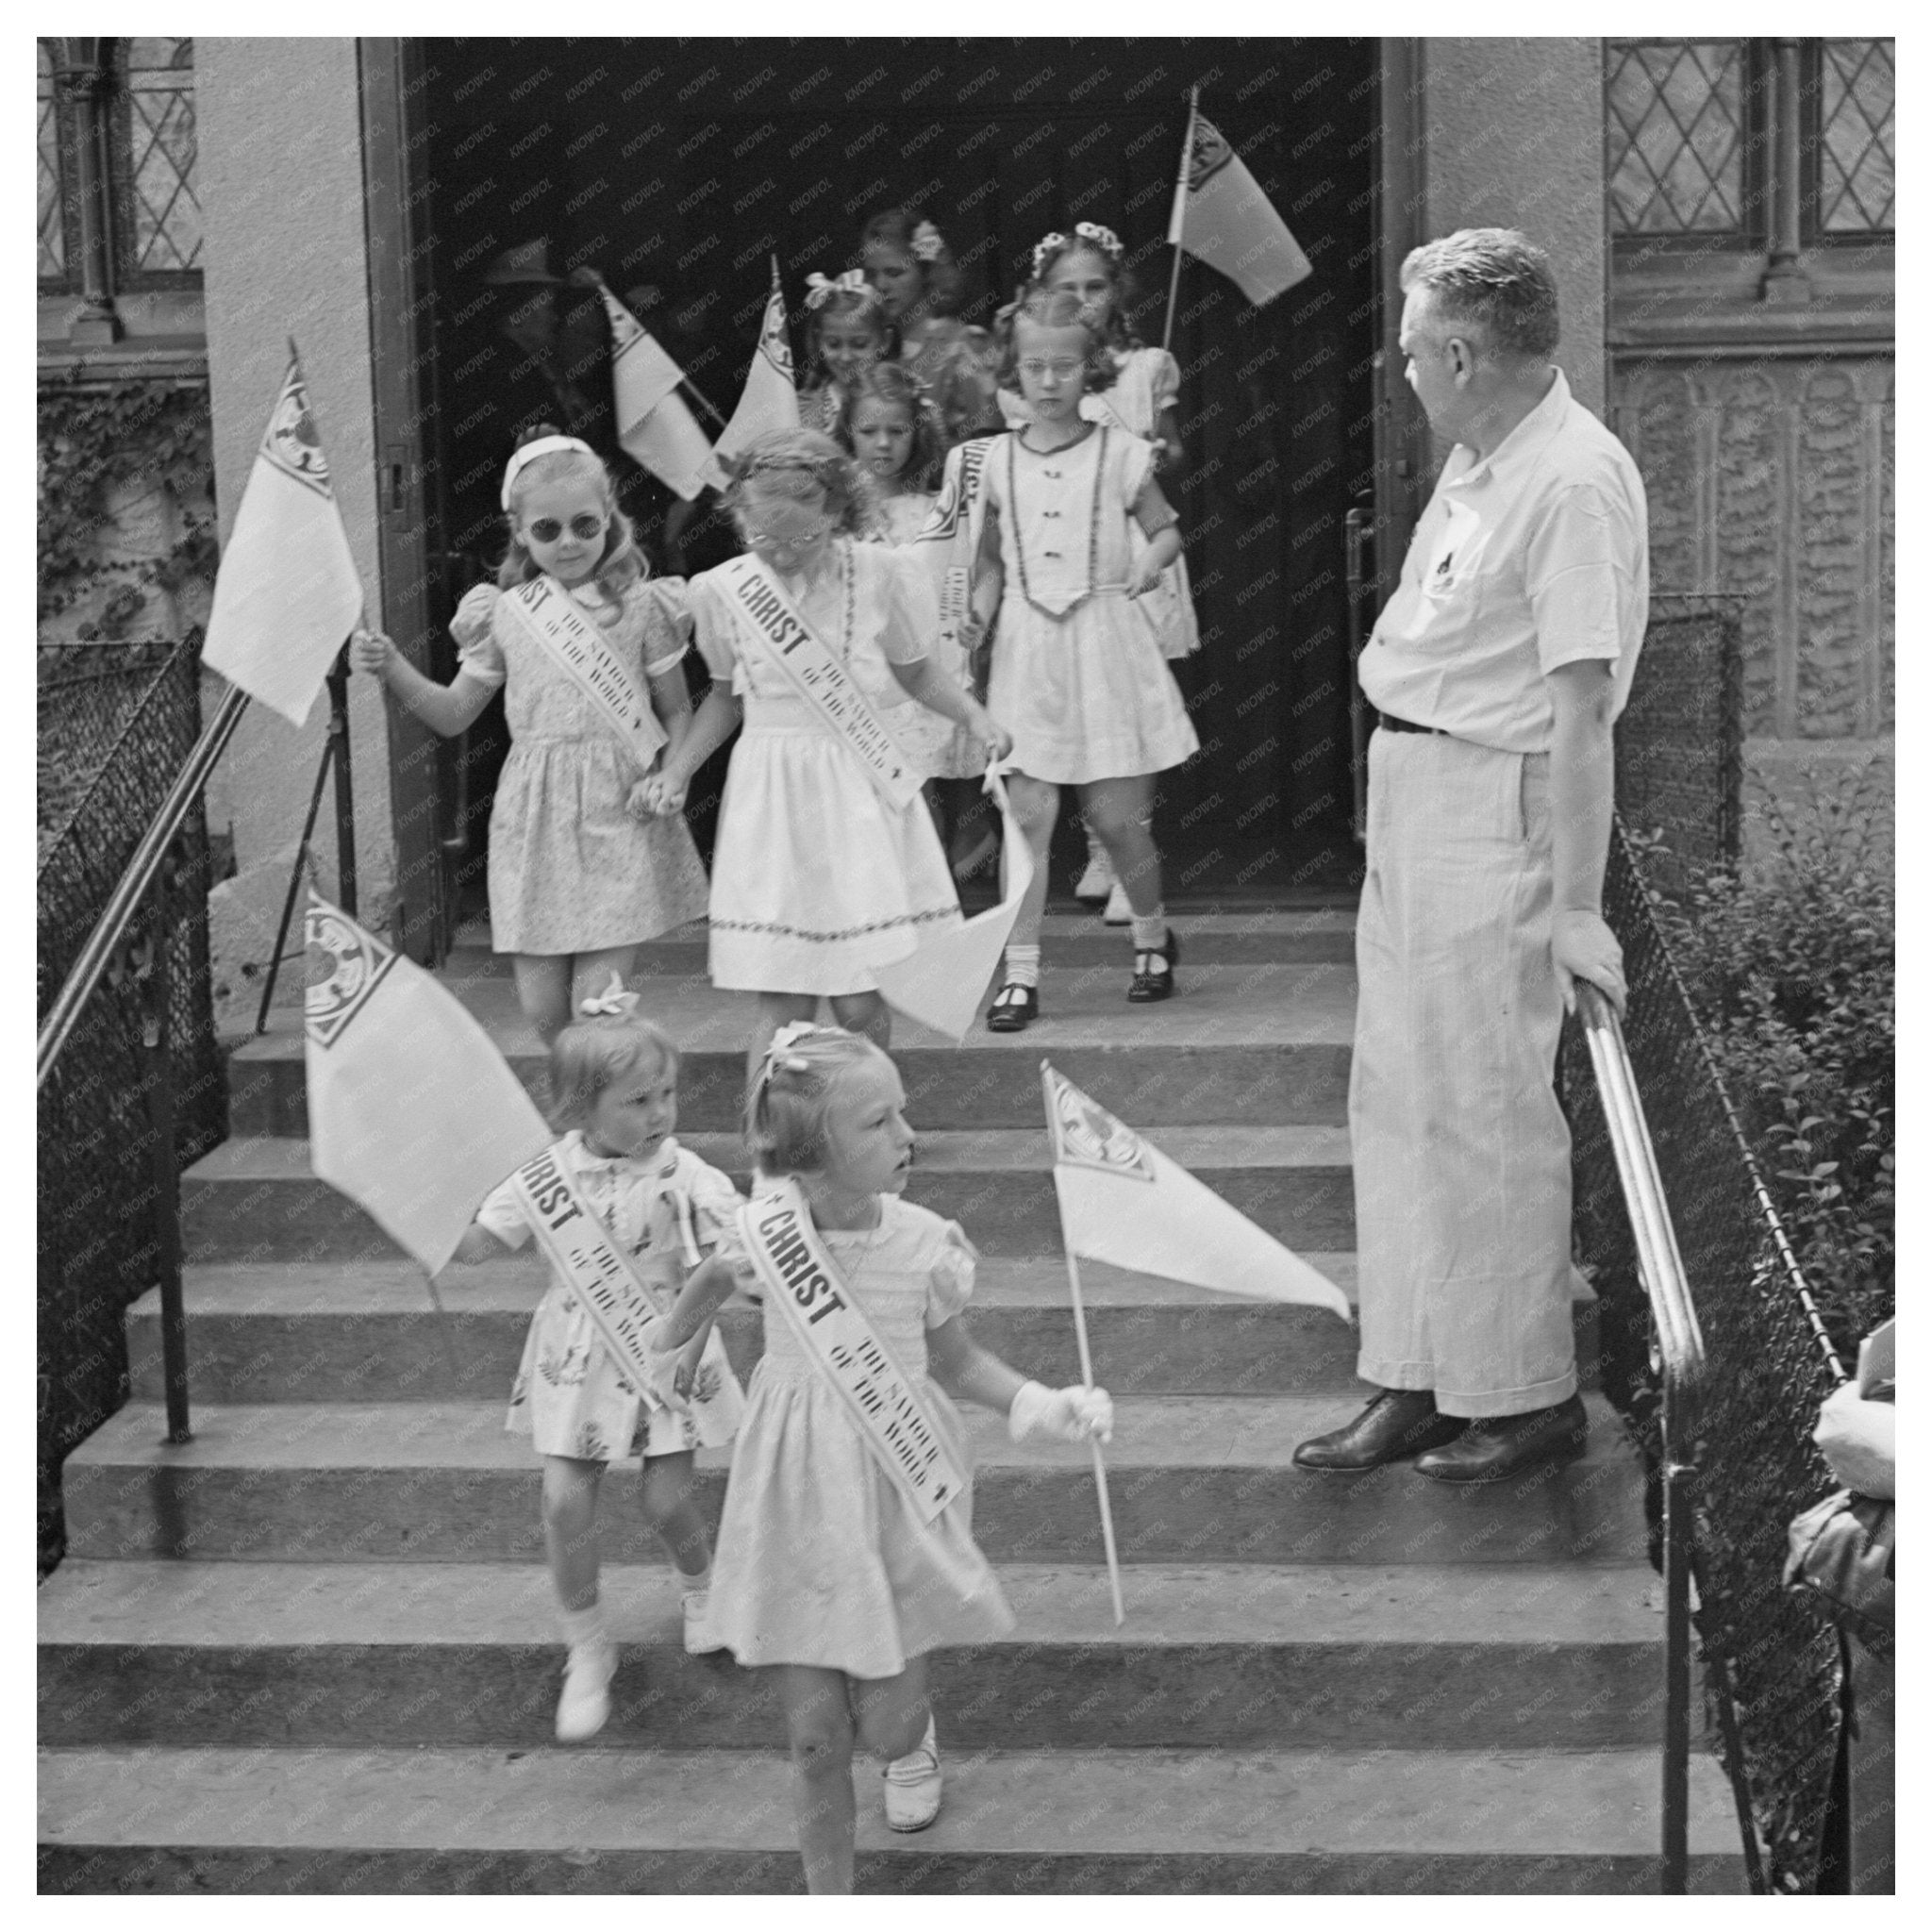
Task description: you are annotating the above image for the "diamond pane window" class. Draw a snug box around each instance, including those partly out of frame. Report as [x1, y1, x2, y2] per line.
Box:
[119, 36, 200, 276]
[1819, 39, 1893, 231]
[1607, 41, 1747, 235]
[39, 42, 65, 281]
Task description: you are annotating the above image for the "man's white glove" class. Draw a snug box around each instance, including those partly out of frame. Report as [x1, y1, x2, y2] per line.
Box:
[1008, 1379, 1114, 1445]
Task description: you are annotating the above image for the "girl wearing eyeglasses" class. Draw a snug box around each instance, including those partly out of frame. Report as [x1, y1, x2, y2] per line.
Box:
[351, 425, 708, 1041]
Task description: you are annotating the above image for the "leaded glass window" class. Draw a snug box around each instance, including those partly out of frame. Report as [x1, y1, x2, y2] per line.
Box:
[1607, 41, 1750, 236]
[113, 37, 201, 280]
[1816, 39, 1894, 233]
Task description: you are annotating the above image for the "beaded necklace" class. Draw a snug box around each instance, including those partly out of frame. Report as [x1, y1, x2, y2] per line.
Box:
[1005, 425, 1108, 616]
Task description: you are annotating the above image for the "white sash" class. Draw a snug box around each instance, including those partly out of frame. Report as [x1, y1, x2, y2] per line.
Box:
[913, 436, 994, 653]
[717, 554, 922, 809]
[501, 575, 668, 774]
[739, 1182, 968, 1524]
[508, 1143, 743, 1447]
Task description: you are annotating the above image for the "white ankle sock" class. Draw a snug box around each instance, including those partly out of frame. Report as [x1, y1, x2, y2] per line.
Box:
[559, 1603, 606, 1650]
[1129, 910, 1169, 952]
[1004, 944, 1041, 989]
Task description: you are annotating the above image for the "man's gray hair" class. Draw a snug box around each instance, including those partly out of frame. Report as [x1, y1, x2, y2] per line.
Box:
[1399, 227, 1559, 361]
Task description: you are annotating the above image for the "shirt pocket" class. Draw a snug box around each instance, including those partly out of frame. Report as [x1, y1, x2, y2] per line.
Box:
[1394, 499, 1488, 645]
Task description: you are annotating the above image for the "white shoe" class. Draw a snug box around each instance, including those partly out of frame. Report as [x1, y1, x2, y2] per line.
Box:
[681, 1587, 724, 1656]
[555, 1638, 617, 1742]
[882, 1715, 942, 1831]
[1102, 882, 1132, 924]
[1074, 850, 1115, 904]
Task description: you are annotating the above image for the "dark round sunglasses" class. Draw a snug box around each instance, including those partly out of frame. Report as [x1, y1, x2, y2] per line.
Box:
[525, 513, 608, 543]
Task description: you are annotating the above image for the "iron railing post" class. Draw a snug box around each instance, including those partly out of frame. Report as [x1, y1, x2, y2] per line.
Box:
[1660, 1375, 1694, 1892]
[137, 859, 191, 1444]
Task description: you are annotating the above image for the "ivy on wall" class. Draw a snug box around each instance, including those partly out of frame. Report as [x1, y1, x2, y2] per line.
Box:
[38, 379, 216, 641]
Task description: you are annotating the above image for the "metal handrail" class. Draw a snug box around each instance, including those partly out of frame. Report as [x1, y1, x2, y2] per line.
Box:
[37, 683, 248, 1088]
[1575, 980, 1707, 1894]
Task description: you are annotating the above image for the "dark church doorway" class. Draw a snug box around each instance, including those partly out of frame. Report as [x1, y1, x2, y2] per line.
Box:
[379, 38, 1380, 955]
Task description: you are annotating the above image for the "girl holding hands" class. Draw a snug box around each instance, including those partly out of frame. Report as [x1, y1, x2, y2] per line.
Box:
[352, 427, 708, 1041]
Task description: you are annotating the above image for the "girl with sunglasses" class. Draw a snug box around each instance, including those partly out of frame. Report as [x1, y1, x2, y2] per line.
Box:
[352, 425, 708, 1041]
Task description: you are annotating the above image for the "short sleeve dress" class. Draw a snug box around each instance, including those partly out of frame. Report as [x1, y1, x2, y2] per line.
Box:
[982, 425, 1200, 785]
[997, 345, 1200, 659]
[704, 1193, 1017, 1677]
[688, 541, 961, 994]
[859, 488, 969, 780]
[453, 575, 710, 955]
[487, 1133, 747, 1461]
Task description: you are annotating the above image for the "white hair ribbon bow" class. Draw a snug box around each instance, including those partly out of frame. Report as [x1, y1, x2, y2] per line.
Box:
[910, 221, 946, 263]
[804, 268, 869, 309]
[578, 971, 640, 1019]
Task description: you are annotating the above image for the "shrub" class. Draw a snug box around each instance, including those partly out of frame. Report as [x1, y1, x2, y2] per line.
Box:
[1647, 764, 1894, 1355]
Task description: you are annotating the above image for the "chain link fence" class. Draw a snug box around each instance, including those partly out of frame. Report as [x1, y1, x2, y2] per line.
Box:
[1566, 599, 1851, 1890]
[38, 638, 226, 1575]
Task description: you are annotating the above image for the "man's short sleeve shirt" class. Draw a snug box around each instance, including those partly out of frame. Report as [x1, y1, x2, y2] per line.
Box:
[1359, 369, 1650, 754]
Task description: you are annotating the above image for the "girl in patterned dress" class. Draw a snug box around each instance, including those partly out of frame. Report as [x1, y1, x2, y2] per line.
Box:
[1000, 224, 1203, 919]
[648, 1024, 1114, 1890]
[451, 993, 747, 1742]
[970, 290, 1198, 1030]
[859, 208, 1002, 447]
[352, 427, 708, 1041]
[796, 270, 895, 438]
[637, 430, 1008, 1074]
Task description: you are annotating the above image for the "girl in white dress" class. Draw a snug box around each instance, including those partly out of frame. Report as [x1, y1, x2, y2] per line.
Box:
[1001, 224, 1203, 918]
[639, 430, 1009, 1073]
[649, 1024, 1113, 1890]
[970, 290, 1198, 1030]
[351, 427, 708, 1041]
[450, 992, 747, 1742]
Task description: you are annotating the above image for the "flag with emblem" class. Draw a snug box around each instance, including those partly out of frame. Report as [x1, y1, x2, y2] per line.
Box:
[712, 255, 800, 473]
[199, 345, 366, 726]
[305, 892, 552, 1274]
[1042, 1062, 1349, 1315]
[1166, 96, 1312, 307]
[597, 281, 718, 502]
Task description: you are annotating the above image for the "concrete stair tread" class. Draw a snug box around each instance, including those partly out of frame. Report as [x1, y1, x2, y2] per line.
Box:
[38, 1742, 1740, 1859]
[39, 1557, 1666, 1648]
[146, 1255, 1364, 1313]
[239, 960, 1357, 1056]
[187, 1125, 1355, 1184]
[70, 1393, 1631, 1475]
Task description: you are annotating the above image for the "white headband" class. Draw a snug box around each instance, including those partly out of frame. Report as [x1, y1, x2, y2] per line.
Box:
[501, 434, 596, 510]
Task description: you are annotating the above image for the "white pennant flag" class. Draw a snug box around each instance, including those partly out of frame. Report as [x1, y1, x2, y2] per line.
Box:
[1166, 99, 1312, 308]
[1044, 1063, 1350, 1317]
[874, 769, 1032, 1043]
[199, 348, 366, 726]
[712, 257, 800, 472]
[597, 282, 717, 501]
[304, 893, 552, 1274]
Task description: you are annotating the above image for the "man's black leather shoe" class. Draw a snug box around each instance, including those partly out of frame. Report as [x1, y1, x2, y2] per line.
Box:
[1413, 1394, 1590, 1485]
[1292, 1389, 1465, 1472]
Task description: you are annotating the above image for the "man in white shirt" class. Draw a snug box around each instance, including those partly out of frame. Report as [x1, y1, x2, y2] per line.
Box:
[1295, 229, 1645, 1484]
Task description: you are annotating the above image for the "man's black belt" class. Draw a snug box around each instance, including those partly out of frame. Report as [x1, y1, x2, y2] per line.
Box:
[1377, 713, 1447, 736]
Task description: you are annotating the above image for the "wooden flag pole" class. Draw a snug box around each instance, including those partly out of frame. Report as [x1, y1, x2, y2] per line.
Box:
[1160, 87, 1200, 354]
[1063, 1246, 1126, 1626]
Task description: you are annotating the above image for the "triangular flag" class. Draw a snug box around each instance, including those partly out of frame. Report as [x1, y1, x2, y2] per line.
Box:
[1166, 102, 1312, 307]
[874, 769, 1033, 1043]
[304, 892, 552, 1274]
[199, 347, 365, 726]
[1043, 1063, 1350, 1317]
[713, 257, 800, 470]
[598, 282, 717, 501]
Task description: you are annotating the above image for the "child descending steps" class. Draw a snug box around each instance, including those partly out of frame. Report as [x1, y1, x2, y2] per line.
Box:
[352, 426, 708, 1041]
[1002, 223, 1204, 922]
[636, 429, 1009, 1075]
[649, 1024, 1114, 1891]
[449, 988, 747, 1742]
[797, 269, 895, 438]
[971, 288, 1198, 1031]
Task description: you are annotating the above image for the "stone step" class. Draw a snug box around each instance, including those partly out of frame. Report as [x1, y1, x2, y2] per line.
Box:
[37, 1557, 1674, 1753]
[36, 1742, 1746, 1893]
[127, 1258, 1603, 1404]
[62, 1395, 1645, 1568]
[229, 957, 1356, 1137]
[182, 1128, 1358, 1262]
